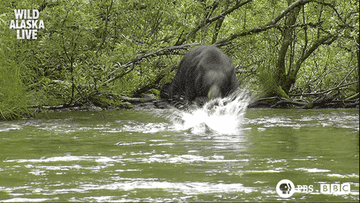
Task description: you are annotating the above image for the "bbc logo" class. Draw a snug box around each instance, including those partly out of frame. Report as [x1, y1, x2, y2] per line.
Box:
[320, 183, 351, 195]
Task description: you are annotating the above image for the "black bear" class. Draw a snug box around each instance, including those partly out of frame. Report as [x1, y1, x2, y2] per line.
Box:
[162, 45, 240, 103]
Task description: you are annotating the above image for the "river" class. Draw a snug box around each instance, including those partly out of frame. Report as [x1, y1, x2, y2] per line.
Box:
[0, 98, 358, 202]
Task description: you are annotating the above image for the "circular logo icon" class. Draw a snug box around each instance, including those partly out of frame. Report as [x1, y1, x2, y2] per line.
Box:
[276, 179, 295, 198]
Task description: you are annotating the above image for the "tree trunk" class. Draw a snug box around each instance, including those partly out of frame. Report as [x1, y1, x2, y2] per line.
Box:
[274, 0, 300, 94]
[212, 1, 229, 44]
[282, 34, 337, 93]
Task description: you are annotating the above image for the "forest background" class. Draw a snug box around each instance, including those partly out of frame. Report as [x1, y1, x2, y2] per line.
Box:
[0, 0, 358, 120]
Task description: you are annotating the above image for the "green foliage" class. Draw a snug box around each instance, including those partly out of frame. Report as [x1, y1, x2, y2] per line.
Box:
[0, 7, 32, 120]
[0, 0, 358, 119]
[0, 66, 30, 120]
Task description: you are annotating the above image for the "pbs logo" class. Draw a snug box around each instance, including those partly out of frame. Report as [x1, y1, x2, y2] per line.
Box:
[276, 179, 295, 198]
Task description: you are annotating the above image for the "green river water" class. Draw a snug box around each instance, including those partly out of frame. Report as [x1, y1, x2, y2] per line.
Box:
[0, 106, 358, 202]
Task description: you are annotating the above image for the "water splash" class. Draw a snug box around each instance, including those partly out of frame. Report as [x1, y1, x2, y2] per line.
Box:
[172, 89, 251, 135]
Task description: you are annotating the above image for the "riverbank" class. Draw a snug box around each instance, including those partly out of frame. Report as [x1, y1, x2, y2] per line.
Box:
[27, 96, 359, 115]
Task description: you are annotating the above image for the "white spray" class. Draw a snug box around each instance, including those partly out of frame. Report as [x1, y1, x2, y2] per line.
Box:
[171, 89, 251, 135]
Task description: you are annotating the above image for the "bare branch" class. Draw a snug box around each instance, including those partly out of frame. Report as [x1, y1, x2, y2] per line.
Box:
[289, 81, 358, 96]
[269, 0, 312, 25]
[314, 0, 345, 24]
[92, 0, 113, 61]
[207, 0, 253, 23]
[215, 0, 314, 46]
[176, 0, 252, 45]
[336, 66, 357, 87]
[293, 34, 337, 74]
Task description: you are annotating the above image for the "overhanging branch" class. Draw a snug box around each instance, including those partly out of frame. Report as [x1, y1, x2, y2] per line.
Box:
[102, 43, 200, 85]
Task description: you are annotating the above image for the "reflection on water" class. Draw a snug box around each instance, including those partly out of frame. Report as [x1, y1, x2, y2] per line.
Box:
[0, 107, 358, 202]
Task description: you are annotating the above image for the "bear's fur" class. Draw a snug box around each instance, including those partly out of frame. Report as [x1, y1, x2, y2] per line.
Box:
[162, 46, 240, 103]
